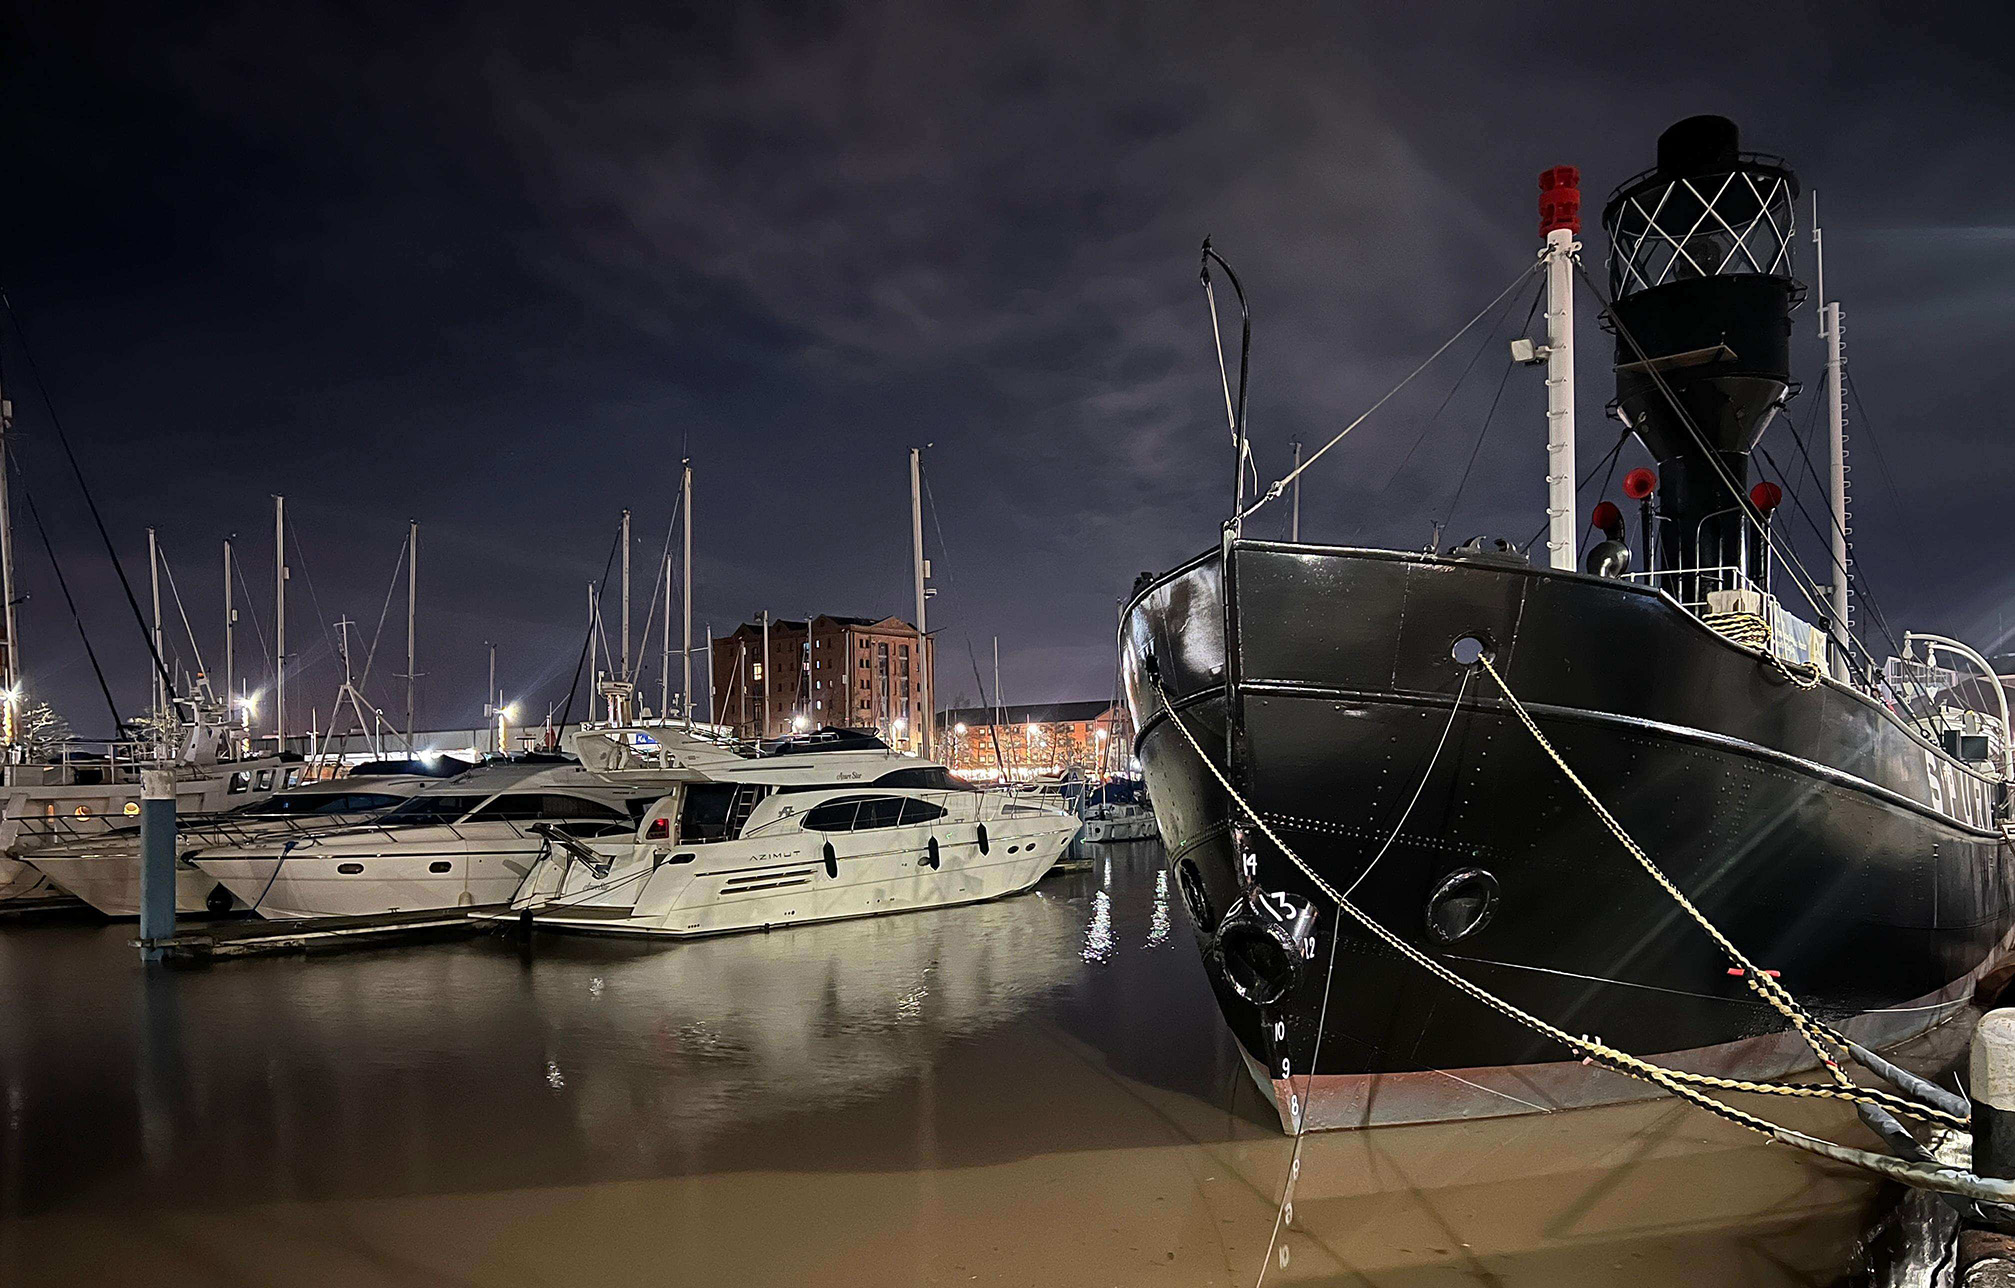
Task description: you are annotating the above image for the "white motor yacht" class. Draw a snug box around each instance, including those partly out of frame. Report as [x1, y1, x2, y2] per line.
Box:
[0, 701, 294, 904]
[505, 727, 1081, 938]
[26, 757, 470, 917]
[191, 759, 679, 919]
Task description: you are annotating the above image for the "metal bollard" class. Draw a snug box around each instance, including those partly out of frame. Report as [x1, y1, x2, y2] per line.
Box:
[137, 770, 176, 962]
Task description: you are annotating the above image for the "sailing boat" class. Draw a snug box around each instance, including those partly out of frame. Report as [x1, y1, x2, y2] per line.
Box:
[1120, 116, 2015, 1131]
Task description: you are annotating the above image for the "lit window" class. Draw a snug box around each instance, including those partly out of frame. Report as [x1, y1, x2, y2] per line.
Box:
[752, 663, 764, 680]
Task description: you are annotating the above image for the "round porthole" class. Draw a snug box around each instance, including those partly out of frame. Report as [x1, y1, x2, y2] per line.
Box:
[1450, 633, 1493, 667]
[1425, 867, 1498, 944]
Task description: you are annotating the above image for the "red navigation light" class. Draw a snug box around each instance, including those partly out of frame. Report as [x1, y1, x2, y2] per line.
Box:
[1538, 165, 1581, 235]
[1590, 501, 1623, 533]
[1749, 481, 1784, 513]
[645, 816, 670, 840]
[1622, 467, 1658, 500]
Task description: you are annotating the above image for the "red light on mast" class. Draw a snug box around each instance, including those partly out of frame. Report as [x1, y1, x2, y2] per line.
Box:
[1749, 481, 1783, 512]
[1622, 467, 1658, 500]
[1539, 166, 1581, 236]
[1590, 501, 1623, 533]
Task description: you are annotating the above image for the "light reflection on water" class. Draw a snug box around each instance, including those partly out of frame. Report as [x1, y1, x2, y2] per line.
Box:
[0, 840, 1917, 1286]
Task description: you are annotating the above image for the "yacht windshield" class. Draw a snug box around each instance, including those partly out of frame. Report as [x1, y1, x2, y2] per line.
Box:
[378, 795, 485, 826]
[230, 792, 410, 818]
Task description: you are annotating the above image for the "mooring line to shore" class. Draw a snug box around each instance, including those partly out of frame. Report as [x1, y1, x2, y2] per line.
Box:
[1150, 675, 2015, 1212]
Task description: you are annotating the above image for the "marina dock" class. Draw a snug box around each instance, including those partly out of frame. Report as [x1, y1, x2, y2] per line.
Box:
[131, 904, 504, 962]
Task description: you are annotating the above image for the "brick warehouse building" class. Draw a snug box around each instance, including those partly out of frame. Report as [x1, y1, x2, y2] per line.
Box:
[711, 614, 933, 753]
[933, 701, 1135, 782]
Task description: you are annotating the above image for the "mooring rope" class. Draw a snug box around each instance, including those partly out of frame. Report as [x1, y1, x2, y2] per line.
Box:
[1148, 679, 2015, 1208]
[1474, 655, 1853, 1079]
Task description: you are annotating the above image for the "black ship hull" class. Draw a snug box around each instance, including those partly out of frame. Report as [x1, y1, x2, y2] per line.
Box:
[1122, 540, 2015, 1130]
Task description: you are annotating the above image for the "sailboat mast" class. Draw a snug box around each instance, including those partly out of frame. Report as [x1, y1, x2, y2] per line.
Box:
[660, 544, 671, 721]
[620, 508, 632, 683]
[587, 581, 599, 711]
[222, 537, 234, 722]
[909, 446, 929, 759]
[274, 494, 287, 746]
[147, 527, 164, 724]
[0, 389, 18, 718]
[406, 519, 418, 747]
[681, 461, 693, 726]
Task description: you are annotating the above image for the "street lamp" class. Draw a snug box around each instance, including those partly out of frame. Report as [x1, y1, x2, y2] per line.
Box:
[498, 701, 517, 753]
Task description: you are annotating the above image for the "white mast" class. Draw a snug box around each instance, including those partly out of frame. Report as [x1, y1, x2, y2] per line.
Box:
[660, 544, 671, 721]
[909, 446, 929, 758]
[274, 495, 287, 746]
[1541, 231, 1579, 571]
[760, 609, 770, 738]
[222, 537, 234, 724]
[586, 581, 598, 713]
[0, 386, 18, 728]
[681, 461, 693, 726]
[486, 640, 497, 754]
[1816, 193, 1853, 681]
[405, 519, 418, 747]
[147, 527, 164, 724]
[620, 508, 632, 683]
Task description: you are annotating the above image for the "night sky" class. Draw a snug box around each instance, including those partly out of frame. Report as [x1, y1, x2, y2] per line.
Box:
[4, 2, 2014, 739]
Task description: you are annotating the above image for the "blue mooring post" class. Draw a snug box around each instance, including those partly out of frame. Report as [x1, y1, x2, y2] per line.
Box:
[137, 769, 176, 962]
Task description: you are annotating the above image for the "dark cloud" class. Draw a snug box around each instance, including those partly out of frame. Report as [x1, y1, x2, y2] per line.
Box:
[3, 0, 2014, 735]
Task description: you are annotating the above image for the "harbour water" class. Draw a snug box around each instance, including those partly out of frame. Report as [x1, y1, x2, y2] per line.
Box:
[0, 843, 1928, 1285]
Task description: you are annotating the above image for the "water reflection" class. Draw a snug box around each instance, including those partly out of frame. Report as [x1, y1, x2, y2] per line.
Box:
[0, 842, 1928, 1287]
[1082, 889, 1115, 963]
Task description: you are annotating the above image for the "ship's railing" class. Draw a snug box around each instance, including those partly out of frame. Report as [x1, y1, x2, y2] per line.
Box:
[1628, 565, 1832, 677]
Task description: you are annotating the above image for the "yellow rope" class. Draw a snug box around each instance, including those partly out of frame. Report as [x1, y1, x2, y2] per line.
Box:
[1150, 679, 1969, 1140]
[1476, 655, 1852, 1080]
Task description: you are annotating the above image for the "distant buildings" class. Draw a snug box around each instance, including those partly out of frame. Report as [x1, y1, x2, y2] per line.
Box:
[933, 700, 1134, 782]
[711, 614, 932, 753]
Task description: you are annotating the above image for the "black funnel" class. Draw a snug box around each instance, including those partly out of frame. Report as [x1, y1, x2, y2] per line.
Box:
[1602, 118, 1801, 580]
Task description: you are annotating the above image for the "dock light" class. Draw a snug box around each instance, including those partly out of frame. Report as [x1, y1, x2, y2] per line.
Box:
[1622, 467, 1658, 500]
[1027, 723, 1041, 743]
[953, 722, 967, 736]
[235, 691, 261, 715]
[1095, 728, 1108, 742]
[792, 714, 809, 732]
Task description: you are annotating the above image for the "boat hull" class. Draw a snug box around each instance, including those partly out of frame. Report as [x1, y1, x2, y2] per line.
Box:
[27, 851, 240, 917]
[1122, 542, 2015, 1130]
[195, 834, 541, 920]
[515, 810, 1079, 938]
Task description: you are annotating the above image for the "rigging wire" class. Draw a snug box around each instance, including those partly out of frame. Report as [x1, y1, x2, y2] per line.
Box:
[1239, 260, 1544, 524]
[0, 292, 175, 701]
[1256, 667, 1474, 1286]
[154, 545, 210, 689]
[1436, 358, 1519, 539]
[555, 522, 623, 733]
[286, 521, 341, 679]
[1518, 428, 1631, 554]
[356, 532, 411, 697]
[1350, 273, 1544, 543]
[1572, 261, 1906, 697]
[231, 551, 272, 697]
[16, 464, 122, 731]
